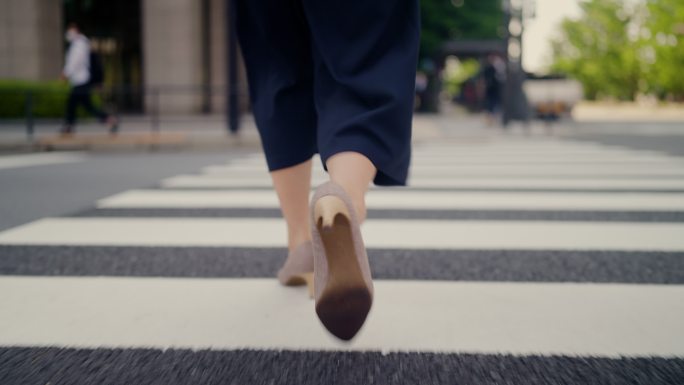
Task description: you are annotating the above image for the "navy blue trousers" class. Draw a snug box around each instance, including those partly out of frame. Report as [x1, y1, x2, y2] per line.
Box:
[236, 0, 420, 186]
[65, 84, 108, 126]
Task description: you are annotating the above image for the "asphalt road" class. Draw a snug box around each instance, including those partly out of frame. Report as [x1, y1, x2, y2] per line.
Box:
[0, 151, 249, 231]
[559, 121, 684, 157]
[1, 123, 683, 384]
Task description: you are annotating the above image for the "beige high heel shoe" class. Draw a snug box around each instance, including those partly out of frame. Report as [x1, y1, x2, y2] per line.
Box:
[311, 182, 373, 341]
[277, 241, 314, 298]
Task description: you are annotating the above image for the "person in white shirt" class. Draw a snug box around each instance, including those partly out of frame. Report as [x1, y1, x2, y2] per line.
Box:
[60, 23, 117, 135]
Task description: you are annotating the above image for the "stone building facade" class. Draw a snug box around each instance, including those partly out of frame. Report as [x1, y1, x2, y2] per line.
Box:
[0, 0, 245, 114]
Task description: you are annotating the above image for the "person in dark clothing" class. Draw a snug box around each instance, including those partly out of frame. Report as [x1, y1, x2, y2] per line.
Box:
[60, 23, 117, 135]
[482, 53, 505, 124]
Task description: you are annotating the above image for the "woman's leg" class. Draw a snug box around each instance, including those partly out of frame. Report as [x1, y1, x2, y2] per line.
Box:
[326, 152, 376, 223]
[270, 159, 314, 252]
[271, 151, 375, 253]
[236, 0, 318, 253]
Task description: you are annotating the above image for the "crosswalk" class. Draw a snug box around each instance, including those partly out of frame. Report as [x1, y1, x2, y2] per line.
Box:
[1, 136, 684, 383]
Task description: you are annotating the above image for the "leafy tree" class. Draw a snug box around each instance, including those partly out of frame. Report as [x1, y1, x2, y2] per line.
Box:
[643, 0, 684, 100]
[551, 0, 642, 100]
[552, 0, 684, 101]
[420, 0, 503, 60]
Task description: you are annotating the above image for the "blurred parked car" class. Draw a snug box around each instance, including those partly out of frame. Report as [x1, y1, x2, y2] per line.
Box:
[524, 75, 583, 121]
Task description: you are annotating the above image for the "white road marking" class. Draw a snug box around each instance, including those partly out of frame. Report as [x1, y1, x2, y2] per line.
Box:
[97, 189, 684, 211]
[1, 217, 683, 251]
[0, 152, 86, 170]
[160, 174, 684, 190]
[202, 164, 684, 177]
[1, 276, 682, 357]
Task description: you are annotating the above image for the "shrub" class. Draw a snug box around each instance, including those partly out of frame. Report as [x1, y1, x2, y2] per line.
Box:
[0, 79, 102, 118]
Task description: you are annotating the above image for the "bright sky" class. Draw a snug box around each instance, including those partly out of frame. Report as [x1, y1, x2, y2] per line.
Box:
[523, 0, 582, 73]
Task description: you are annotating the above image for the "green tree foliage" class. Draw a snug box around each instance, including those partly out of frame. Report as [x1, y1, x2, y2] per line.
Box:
[552, 0, 684, 101]
[443, 58, 481, 98]
[643, 0, 684, 99]
[420, 0, 503, 60]
[551, 0, 641, 100]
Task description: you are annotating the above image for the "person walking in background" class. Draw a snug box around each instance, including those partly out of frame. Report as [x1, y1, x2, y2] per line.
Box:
[60, 23, 118, 136]
[236, 0, 419, 341]
[482, 53, 506, 125]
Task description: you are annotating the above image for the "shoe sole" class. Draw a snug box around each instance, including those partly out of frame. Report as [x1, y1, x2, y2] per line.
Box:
[315, 209, 372, 341]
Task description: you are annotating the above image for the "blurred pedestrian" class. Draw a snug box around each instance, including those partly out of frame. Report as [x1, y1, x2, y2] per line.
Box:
[415, 71, 428, 111]
[236, 0, 419, 341]
[60, 23, 118, 136]
[482, 53, 505, 125]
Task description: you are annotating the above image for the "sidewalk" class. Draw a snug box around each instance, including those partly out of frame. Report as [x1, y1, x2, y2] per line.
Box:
[4, 108, 683, 155]
[0, 113, 451, 153]
[0, 115, 261, 152]
[573, 101, 684, 122]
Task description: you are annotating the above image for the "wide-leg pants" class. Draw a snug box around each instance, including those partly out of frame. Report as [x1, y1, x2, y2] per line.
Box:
[235, 0, 420, 186]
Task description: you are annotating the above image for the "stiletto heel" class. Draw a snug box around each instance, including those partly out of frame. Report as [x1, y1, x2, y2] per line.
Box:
[311, 182, 373, 341]
[301, 272, 314, 299]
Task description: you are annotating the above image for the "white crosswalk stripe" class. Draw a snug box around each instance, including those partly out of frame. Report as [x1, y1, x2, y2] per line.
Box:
[203, 164, 684, 177]
[1, 276, 682, 356]
[0, 152, 86, 170]
[2, 217, 684, 251]
[97, 189, 684, 211]
[161, 174, 684, 190]
[1, 137, 683, 381]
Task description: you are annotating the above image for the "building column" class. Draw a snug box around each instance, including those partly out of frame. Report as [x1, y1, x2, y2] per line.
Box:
[208, 0, 248, 114]
[141, 0, 203, 114]
[0, 0, 62, 81]
[209, 0, 226, 113]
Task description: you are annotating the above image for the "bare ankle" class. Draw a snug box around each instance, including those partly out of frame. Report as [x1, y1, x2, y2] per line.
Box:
[351, 195, 367, 223]
[326, 152, 375, 223]
[288, 233, 312, 252]
[328, 183, 367, 222]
